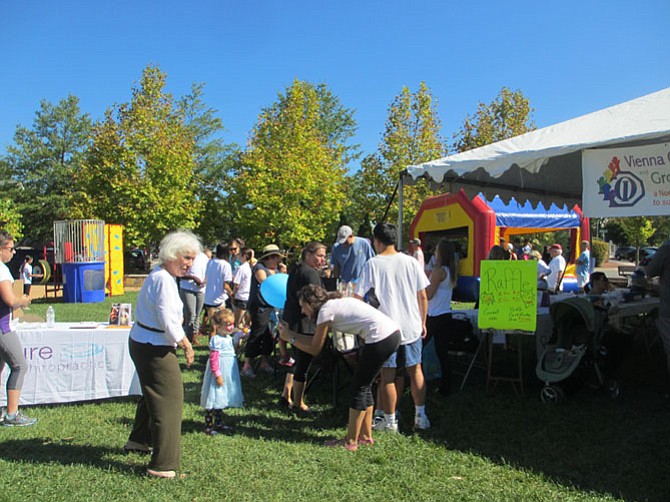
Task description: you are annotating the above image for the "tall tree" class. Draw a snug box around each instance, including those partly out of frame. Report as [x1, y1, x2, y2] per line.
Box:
[178, 83, 240, 244]
[614, 216, 657, 263]
[5, 95, 92, 245]
[73, 65, 199, 248]
[453, 86, 535, 153]
[229, 80, 353, 251]
[352, 82, 445, 238]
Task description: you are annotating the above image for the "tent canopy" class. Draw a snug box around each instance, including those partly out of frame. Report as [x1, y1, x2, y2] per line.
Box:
[405, 88, 670, 208]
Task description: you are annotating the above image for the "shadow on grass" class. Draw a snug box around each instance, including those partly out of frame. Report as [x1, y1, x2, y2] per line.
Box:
[0, 438, 146, 476]
[414, 336, 670, 502]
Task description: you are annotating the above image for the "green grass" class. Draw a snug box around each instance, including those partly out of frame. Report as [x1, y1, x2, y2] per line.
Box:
[2, 292, 668, 501]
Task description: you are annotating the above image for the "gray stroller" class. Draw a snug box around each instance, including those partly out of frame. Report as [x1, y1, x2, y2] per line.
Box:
[536, 297, 619, 403]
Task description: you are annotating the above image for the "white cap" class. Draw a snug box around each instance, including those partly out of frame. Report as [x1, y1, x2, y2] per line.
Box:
[336, 225, 353, 244]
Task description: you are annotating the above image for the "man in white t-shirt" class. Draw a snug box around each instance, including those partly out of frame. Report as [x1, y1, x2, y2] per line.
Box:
[410, 238, 425, 269]
[232, 247, 253, 328]
[546, 243, 567, 292]
[355, 223, 430, 432]
[204, 243, 233, 310]
[179, 250, 209, 343]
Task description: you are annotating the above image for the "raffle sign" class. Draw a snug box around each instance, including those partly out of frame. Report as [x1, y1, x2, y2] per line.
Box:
[478, 260, 537, 332]
[582, 143, 670, 217]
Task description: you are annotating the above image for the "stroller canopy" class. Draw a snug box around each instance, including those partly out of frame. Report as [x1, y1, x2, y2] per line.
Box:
[550, 297, 598, 333]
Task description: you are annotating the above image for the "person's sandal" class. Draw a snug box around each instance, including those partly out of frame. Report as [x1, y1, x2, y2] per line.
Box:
[324, 438, 358, 451]
[147, 469, 176, 479]
[358, 437, 375, 446]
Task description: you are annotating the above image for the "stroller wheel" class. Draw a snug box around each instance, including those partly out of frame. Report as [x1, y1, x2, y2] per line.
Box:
[540, 385, 565, 404]
[606, 379, 620, 399]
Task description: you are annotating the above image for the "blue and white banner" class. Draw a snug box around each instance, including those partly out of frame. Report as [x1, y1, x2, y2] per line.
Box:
[582, 143, 670, 217]
[0, 324, 140, 405]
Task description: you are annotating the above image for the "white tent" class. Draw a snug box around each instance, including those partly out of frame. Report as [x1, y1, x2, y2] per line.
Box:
[404, 88, 670, 209]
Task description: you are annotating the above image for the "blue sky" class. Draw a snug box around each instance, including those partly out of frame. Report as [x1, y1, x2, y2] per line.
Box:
[1, 1, 668, 165]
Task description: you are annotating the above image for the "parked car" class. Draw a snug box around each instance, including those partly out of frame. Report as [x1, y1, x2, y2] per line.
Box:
[124, 248, 148, 273]
[614, 245, 636, 261]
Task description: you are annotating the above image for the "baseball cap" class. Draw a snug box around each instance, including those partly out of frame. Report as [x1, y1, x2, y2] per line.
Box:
[336, 225, 353, 244]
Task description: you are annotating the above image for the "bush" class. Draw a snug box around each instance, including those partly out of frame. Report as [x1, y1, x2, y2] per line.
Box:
[591, 238, 609, 266]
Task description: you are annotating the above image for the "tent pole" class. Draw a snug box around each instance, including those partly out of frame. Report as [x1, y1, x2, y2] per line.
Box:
[397, 172, 404, 249]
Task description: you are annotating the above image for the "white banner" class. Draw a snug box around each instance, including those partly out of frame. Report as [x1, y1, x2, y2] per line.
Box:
[0, 323, 141, 405]
[582, 143, 670, 217]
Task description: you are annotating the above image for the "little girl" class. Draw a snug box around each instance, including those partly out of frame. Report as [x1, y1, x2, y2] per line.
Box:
[200, 307, 244, 435]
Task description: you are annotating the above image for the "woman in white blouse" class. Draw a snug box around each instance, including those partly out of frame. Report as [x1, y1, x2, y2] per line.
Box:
[277, 284, 401, 451]
[124, 230, 197, 479]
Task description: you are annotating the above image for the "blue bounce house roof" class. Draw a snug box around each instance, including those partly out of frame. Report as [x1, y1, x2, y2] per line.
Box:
[481, 194, 581, 229]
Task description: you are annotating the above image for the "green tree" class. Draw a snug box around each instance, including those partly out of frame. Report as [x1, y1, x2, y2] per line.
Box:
[74, 65, 199, 248]
[453, 86, 535, 153]
[616, 216, 656, 263]
[178, 83, 240, 245]
[229, 80, 353, 251]
[356, 82, 444, 238]
[0, 197, 23, 239]
[4, 95, 92, 245]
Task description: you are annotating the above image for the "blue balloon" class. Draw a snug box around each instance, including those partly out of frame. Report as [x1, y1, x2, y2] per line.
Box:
[260, 272, 289, 309]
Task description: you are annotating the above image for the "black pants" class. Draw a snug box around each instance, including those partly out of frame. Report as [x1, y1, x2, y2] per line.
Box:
[245, 306, 274, 358]
[425, 313, 459, 394]
[350, 331, 401, 411]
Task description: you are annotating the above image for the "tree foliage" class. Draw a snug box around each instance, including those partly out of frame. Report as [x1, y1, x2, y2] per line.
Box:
[347, 82, 444, 239]
[73, 65, 199, 248]
[616, 216, 657, 263]
[4, 95, 92, 245]
[453, 86, 535, 153]
[178, 83, 240, 245]
[0, 197, 23, 239]
[229, 80, 353, 251]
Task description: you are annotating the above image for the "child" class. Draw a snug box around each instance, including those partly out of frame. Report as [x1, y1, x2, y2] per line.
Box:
[200, 308, 244, 435]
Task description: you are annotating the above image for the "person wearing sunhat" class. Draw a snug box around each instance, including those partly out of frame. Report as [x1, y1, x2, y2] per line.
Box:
[546, 243, 566, 292]
[331, 225, 375, 290]
[240, 244, 285, 377]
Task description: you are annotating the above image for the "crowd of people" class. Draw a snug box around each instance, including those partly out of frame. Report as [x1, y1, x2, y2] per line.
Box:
[1, 224, 668, 479]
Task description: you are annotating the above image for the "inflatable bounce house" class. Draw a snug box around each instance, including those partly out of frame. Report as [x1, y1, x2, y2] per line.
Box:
[410, 190, 589, 301]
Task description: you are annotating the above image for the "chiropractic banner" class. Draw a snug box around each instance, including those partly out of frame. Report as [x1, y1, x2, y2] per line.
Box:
[582, 143, 670, 217]
[0, 324, 141, 405]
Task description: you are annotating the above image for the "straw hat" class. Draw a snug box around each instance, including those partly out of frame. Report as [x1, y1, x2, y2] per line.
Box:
[258, 244, 285, 261]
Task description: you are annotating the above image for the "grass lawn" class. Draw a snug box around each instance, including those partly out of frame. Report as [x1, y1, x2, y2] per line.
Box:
[1, 292, 668, 501]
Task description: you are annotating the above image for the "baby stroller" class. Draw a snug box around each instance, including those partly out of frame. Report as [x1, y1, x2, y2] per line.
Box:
[536, 297, 619, 403]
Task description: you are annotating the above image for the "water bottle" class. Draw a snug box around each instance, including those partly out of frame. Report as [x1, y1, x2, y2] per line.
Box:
[46, 306, 55, 328]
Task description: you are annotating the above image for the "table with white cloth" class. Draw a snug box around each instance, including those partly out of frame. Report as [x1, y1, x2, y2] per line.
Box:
[0, 322, 141, 405]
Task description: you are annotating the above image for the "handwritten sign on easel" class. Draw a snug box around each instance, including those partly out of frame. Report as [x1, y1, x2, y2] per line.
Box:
[478, 260, 537, 331]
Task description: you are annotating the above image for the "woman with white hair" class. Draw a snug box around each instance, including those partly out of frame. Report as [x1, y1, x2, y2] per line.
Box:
[124, 230, 199, 479]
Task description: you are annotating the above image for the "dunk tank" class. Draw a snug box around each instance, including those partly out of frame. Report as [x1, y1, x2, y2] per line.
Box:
[410, 190, 589, 301]
[54, 219, 107, 303]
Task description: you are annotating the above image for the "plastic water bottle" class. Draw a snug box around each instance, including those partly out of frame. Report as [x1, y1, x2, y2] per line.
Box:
[46, 306, 55, 328]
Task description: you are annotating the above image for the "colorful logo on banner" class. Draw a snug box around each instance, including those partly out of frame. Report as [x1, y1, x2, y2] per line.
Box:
[596, 156, 645, 208]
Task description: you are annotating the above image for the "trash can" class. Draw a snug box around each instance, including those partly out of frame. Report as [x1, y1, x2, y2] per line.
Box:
[62, 262, 106, 303]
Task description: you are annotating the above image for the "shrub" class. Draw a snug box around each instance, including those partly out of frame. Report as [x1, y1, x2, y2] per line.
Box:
[591, 238, 609, 266]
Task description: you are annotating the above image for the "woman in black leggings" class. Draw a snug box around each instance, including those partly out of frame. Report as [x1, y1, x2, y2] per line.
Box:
[277, 284, 401, 451]
[280, 242, 327, 412]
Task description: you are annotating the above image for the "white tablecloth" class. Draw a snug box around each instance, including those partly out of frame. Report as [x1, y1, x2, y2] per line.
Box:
[1, 322, 141, 405]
